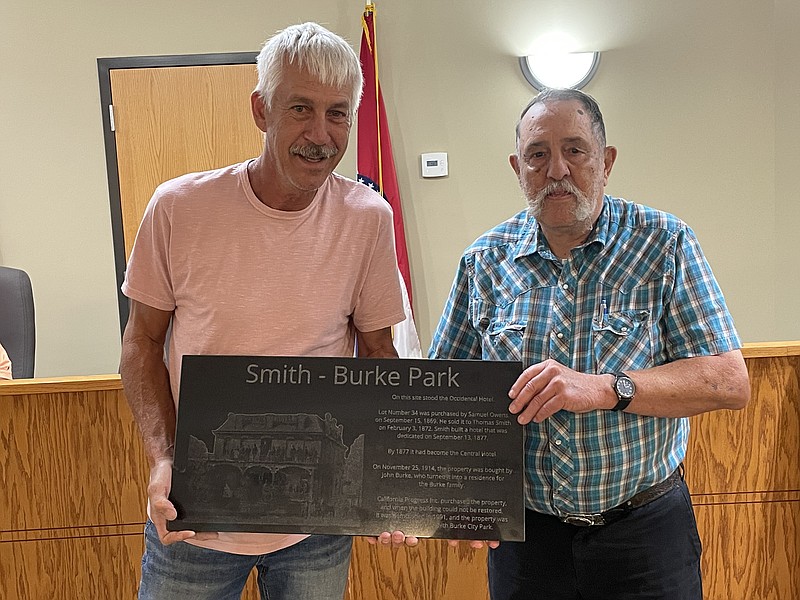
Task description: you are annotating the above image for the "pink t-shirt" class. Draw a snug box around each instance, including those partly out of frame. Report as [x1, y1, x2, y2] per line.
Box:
[0, 343, 11, 380]
[122, 161, 405, 555]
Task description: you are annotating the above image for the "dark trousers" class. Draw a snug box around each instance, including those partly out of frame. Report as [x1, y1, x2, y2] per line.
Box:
[488, 477, 702, 600]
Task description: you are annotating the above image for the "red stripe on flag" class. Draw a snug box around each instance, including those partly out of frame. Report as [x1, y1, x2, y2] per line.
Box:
[358, 7, 413, 307]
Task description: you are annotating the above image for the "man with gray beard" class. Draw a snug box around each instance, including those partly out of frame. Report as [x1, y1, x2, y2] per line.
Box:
[429, 88, 750, 599]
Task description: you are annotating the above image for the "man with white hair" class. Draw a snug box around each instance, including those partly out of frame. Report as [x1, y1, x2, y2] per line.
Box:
[430, 88, 750, 599]
[121, 22, 407, 599]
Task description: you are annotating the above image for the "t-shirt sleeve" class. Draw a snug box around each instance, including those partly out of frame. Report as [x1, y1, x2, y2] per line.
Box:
[351, 206, 406, 333]
[121, 187, 177, 312]
[0, 343, 12, 379]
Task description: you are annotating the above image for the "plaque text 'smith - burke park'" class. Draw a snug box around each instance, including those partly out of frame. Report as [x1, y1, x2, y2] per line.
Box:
[168, 355, 525, 541]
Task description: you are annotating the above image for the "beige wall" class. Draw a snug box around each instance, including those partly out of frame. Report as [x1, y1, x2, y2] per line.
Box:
[775, 0, 800, 344]
[1, 1, 797, 377]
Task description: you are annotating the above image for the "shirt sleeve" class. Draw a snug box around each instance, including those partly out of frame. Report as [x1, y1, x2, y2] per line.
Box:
[0, 343, 12, 379]
[428, 254, 482, 360]
[351, 205, 405, 333]
[120, 187, 177, 312]
[662, 225, 741, 359]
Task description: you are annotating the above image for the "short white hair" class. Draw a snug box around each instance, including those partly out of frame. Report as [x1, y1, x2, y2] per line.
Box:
[255, 22, 363, 118]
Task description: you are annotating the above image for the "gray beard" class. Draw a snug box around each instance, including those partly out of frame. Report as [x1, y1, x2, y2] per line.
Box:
[526, 180, 595, 223]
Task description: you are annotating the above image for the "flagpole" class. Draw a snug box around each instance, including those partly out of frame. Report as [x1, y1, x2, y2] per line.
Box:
[365, 2, 384, 194]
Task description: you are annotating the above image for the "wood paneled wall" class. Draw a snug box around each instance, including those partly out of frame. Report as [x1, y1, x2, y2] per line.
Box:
[0, 376, 148, 598]
[685, 344, 800, 599]
[1, 344, 797, 599]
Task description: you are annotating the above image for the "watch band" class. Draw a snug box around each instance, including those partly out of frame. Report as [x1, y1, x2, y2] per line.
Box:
[612, 397, 632, 412]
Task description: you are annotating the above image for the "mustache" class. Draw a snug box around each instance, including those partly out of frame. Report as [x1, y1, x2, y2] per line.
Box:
[290, 144, 339, 160]
[526, 178, 594, 222]
[534, 179, 583, 201]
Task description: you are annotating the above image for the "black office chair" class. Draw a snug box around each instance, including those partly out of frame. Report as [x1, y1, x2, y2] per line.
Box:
[0, 266, 36, 378]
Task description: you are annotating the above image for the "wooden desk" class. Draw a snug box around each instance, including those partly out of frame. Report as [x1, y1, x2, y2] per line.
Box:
[1, 344, 797, 599]
[0, 376, 148, 598]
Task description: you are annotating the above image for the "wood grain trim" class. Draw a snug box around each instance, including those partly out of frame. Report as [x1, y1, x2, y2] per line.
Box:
[0, 523, 145, 542]
[741, 341, 800, 358]
[0, 339, 791, 392]
[0, 339, 793, 392]
[0, 374, 122, 395]
[691, 490, 800, 505]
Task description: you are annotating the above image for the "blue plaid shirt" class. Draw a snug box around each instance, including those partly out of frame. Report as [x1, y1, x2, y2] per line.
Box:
[429, 196, 741, 515]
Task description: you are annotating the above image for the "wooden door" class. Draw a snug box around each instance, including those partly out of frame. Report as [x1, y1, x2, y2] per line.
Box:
[110, 63, 263, 261]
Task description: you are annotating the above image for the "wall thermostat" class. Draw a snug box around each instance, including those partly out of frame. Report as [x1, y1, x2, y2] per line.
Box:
[421, 152, 448, 178]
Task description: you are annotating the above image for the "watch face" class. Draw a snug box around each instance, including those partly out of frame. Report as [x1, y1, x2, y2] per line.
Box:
[615, 376, 635, 398]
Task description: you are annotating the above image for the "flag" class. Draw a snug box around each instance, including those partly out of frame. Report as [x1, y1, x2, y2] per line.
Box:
[394, 271, 422, 358]
[358, 2, 421, 358]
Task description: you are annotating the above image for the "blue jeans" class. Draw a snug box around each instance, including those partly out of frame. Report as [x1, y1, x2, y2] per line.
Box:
[138, 521, 352, 600]
[488, 477, 703, 599]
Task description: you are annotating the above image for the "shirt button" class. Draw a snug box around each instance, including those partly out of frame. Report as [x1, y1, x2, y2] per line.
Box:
[562, 283, 569, 290]
[556, 332, 564, 339]
[621, 327, 628, 332]
[555, 439, 562, 446]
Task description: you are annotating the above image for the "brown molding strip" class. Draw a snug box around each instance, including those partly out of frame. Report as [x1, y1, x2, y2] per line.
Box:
[741, 341, 800, 358]
[691, 490, 800, 506]
[0, 374, 123, 395]
[0, 522, 145, 542]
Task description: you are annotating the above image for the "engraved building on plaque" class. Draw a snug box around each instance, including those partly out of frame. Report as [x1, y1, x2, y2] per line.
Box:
[180, 412, 365, 526]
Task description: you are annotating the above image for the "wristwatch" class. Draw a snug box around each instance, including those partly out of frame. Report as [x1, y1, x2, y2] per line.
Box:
[611, 372, 636, 411]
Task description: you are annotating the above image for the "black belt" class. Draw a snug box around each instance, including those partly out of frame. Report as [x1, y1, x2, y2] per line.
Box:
[560, 468, 682, 527]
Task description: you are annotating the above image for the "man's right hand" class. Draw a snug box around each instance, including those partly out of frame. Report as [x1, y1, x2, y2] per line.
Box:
[148, 459, 218, 545]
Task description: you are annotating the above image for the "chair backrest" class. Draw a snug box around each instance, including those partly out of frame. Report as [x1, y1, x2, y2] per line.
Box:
[0, 266, 36, 378]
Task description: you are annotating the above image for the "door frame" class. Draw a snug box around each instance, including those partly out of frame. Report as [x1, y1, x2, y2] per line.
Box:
[97, 52, 258, 334]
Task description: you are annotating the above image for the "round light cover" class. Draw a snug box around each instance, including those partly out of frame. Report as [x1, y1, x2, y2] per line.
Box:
[519, 51, 600, 90]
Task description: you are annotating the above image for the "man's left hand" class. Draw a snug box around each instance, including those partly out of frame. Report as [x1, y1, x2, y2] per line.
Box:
[508, 359, 614, 424]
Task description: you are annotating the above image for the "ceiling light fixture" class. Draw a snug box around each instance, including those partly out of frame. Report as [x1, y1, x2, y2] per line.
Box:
[518, 33, 600, 90]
